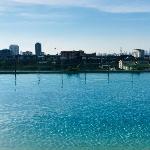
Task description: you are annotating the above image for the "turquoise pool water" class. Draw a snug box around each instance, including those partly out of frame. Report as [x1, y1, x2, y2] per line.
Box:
[0, 73, 150, 150]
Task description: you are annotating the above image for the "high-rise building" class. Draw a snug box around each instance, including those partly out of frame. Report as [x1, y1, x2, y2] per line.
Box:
[9, 45, 19, 55]
[35, 42, 42, 56]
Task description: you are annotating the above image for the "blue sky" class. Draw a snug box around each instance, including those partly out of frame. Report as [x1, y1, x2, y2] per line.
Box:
[0, 0, 150, 54]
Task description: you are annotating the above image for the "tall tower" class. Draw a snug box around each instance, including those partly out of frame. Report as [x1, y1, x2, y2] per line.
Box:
[9, 45, 19, 55]
[35, 42, 42, 56]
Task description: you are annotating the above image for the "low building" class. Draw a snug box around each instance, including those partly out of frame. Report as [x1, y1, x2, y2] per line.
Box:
[132, 49, 145, 58]
[19, 55, 37, 65]
[60, 50, 84, 60]
[45, 54, 60, 65]
[82, 53, 96, 60]
[22, 51, 33, 56]
[0, 49, 13, 60]
[118, 60, 133, 70]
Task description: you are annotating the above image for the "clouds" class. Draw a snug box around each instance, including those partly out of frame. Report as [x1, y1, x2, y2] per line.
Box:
[0, 0, 148, 13]
[9, 0, 150, 13]
[0, 0, 150, 53]
[0, 0, 149, 24]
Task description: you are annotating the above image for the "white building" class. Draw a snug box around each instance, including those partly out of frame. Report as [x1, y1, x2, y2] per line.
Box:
[9, 45, 19, 55]
[118, 60, 133, 70]
[132, 49, 145, 58]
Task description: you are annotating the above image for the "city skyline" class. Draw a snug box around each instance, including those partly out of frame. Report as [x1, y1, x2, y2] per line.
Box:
[1, 42, 150, 56]
[0, 0, 150, 54]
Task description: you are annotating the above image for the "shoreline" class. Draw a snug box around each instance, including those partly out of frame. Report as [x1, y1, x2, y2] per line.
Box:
[0, 70, 149, 74]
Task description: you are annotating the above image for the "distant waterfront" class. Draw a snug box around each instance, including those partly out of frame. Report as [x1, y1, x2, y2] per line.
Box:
[0, 48, 150, 72]
[0, 73, 150, 150]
